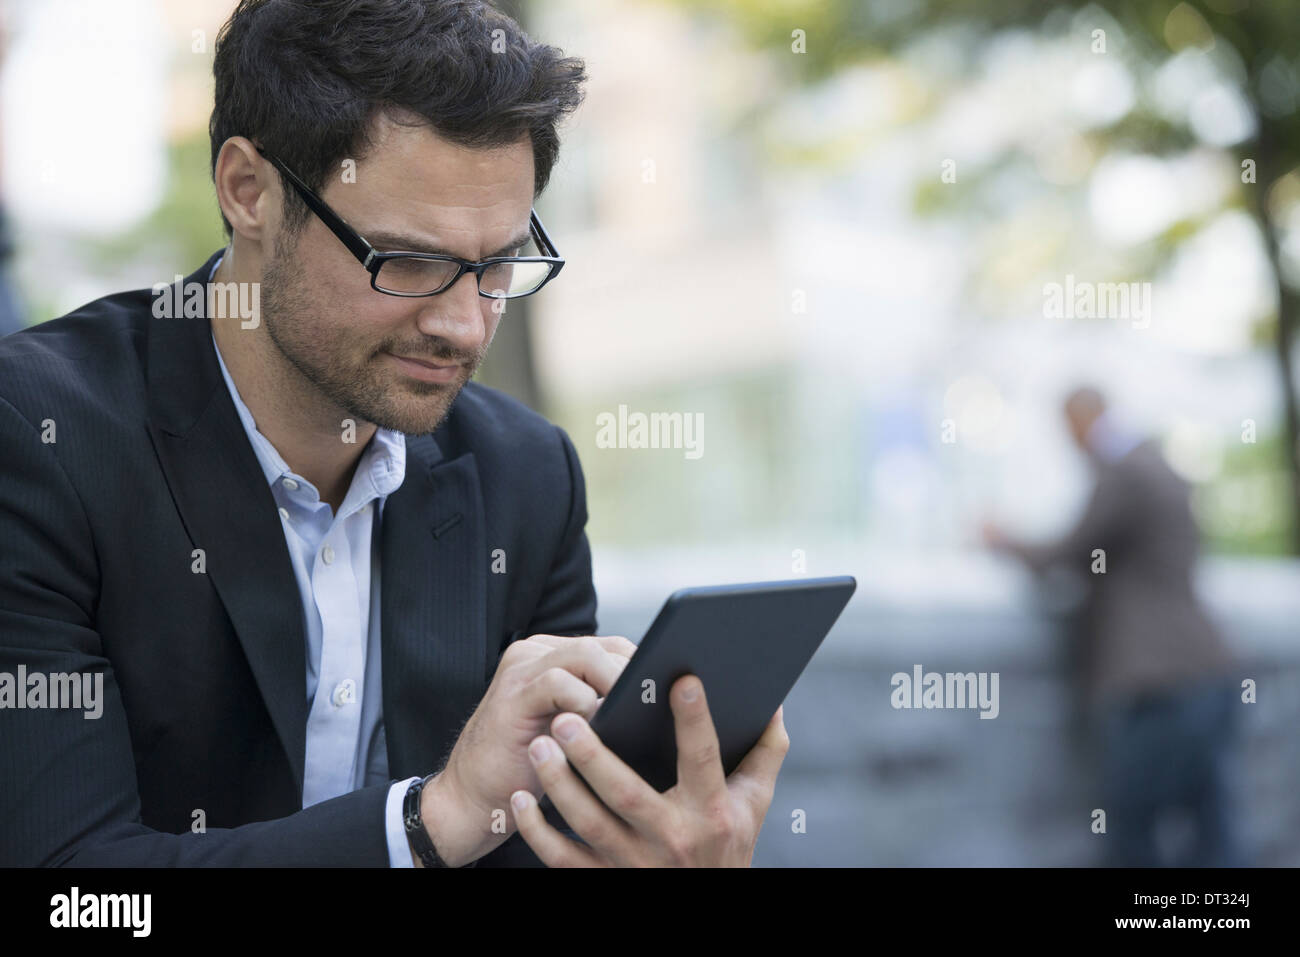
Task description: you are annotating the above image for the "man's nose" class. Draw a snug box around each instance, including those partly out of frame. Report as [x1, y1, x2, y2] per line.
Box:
[414, 270, 486, 350]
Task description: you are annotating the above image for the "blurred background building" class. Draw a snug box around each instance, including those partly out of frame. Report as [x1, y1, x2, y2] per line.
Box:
[2, 0, 1298, 864]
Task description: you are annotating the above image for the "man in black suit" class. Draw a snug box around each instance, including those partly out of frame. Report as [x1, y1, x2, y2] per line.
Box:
[0, 0, 786, 867]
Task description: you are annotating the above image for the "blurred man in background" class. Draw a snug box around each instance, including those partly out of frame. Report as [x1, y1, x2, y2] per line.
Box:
[983, 386, 1243, 867]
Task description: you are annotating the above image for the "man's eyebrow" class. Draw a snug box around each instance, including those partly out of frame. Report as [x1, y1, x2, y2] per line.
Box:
[363, 229, 533, 259]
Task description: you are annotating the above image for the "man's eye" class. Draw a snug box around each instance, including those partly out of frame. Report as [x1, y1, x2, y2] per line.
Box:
[389, 258, 445, 276]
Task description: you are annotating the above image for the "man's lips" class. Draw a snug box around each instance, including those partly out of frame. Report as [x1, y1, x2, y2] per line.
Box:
[391, 353, 458, 370]
[385, 352, 463, 382]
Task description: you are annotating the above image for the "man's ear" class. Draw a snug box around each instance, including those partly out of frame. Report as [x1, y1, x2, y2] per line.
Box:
[213, 136, 275, 244]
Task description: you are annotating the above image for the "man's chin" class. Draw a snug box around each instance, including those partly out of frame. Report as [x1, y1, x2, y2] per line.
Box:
[361, 369, 470, 435]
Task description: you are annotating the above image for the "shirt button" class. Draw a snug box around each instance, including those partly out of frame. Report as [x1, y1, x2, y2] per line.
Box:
[277, 507, 289, 521]
[283, 477, 299, 491]
[322, 544, 335, 565]
[331, 679, 356, 707]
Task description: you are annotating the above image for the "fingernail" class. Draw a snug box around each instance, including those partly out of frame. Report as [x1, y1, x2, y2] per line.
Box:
[511, 790, 531, 811]
[681, 681, 699, 702]
[529, 737, 555, 764]
[554, 715, 581, 742]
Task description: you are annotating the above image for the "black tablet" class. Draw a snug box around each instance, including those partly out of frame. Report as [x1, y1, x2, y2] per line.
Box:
[540, 575, 856, 819]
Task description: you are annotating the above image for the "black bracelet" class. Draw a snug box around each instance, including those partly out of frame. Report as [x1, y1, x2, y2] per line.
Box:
[403, 773, 450, 868]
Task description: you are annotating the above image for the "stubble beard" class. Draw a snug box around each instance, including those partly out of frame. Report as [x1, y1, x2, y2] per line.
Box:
[259, 235, 481, 436]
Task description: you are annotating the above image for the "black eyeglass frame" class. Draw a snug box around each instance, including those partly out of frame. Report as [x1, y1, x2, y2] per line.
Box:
[252, 145, 565, 299]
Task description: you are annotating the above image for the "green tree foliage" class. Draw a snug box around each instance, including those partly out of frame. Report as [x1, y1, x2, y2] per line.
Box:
[668, 0, 1300, 551]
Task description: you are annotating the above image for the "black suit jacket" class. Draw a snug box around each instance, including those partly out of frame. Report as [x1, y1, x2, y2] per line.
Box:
[0, 249, 598, 866]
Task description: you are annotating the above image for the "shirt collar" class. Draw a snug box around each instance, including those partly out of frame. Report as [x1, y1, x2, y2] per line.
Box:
[207, 253, 407, 510]
[1085, 410, 1142, 464]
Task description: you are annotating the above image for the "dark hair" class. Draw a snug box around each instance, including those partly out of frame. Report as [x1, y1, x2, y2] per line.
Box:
[209, 0, 587, 237]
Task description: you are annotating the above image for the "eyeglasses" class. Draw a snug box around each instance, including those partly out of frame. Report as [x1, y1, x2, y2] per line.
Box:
[252, 145, 565, 299]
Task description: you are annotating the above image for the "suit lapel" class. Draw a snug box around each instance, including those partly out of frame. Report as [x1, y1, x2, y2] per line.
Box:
[380, 434, 488, 779]
[145, 251, 309, 795]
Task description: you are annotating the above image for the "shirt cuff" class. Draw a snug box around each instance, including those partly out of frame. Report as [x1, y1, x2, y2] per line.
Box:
[385, 776, 422, 868]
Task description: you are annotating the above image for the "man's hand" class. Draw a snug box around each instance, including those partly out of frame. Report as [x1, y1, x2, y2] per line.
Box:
[420, 633, 636, 867]
[508, 674, 789, 867]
